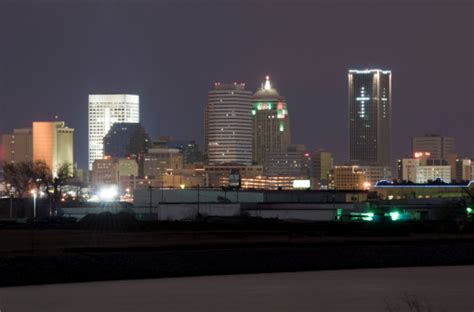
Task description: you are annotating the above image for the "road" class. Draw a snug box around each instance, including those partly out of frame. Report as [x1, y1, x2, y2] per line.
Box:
[0, 265, 472, 311]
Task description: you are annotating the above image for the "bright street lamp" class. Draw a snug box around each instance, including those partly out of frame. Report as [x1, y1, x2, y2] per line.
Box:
[31, 189, 37, 220]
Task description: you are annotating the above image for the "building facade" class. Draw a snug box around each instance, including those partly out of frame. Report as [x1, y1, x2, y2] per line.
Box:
[91, 157, 138, 189]
[32, 121, 74, 176]
[205, 83, 253, 165]
[88, 94, 139, 170]
[264, 144, 310, 177]
[399, 154, 452, 183]
[1, 128, 32, 164]
[142, 148, 183, 180]
[310, 150, 333, 189]
[348, 69, 391, 166]
[412, 134, 455, 160]
[252, 76, 291, 165]
[330, 166, 367, 190]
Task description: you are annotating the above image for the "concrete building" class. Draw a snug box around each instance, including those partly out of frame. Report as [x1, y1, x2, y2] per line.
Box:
[32, 121, 74, 176]
[412, 134, 455, 160]
[310, 150, 333, 190]
[1, 128, 32, 164]
[455, 159, 472, 182]
[205, 82, 253, 165]
[91, 157, 138, 190]
[264, 144, 310, 177]
[143, 148, 183, 180]
[348, 69, 391, 167]
[162, 168, 208, 189]
[330, 166, 367, 190]
[252, 76, 291, 165]
[88, 94, 139, 170]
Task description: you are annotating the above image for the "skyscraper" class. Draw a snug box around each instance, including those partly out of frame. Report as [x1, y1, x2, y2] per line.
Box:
[103, 122, 150, 158]
[348, 69, 391, 167]
[88, 94, 139, 170]
[32, 121, 74, 176]
[252, 76, 291, 165]
[205, 82, 253, 165]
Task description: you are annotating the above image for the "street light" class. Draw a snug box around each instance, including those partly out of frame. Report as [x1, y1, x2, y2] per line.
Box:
[31, 189, 37, 220]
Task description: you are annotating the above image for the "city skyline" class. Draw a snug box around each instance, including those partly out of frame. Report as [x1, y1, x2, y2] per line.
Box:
[0, 1, 471, 170]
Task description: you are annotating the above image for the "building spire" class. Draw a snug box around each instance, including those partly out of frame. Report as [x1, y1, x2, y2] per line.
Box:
[264, 75, 271, 90]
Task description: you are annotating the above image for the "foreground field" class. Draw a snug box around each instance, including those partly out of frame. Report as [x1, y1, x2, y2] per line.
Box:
[0, 265, 472, 312]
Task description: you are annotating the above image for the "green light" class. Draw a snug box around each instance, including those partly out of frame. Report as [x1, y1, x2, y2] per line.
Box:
[252, 110, 256, 115]
[257, 102, 262, 110]
[389, 211, 400, 221]
[267, 103, 272, 109]
[467, 207, 473, 214]
[279, 123, 284, 132]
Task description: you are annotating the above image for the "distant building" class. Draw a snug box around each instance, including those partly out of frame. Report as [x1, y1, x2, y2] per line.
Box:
[2, 128, 32, 164]
[412, 134, 455, 160]
[252, 76, 291, 165]
[32, 121, 74, 176]
[358, 165, 391, 188]
[399, 153, 451, 183]
[455, 158, 472, 181]
[204, 164, 264, 188]
[205, 82, 253, 165]
[264, 144, 310, 177]
[162, 168, 208, 189]
[142, 148, 183, 180]
[91, 157, 138, 190]
[348, 69, 391, 167]
[88, 94, 139, 170]
[310, 150, 333, 189]
[103, 122, 150, 158]
[330, 166, 367, 190]
[152, 137, 202, 165]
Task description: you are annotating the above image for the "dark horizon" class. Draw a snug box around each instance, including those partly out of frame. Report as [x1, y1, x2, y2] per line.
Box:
[0, 0, 472, 169]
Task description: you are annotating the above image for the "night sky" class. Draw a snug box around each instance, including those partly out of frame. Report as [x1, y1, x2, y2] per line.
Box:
[0, 0, 472, 170]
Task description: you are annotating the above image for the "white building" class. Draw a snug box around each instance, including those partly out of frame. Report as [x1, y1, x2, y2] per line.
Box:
[400, 156, 451, 183]
[416, 166, 451, 183]
[205, 83, 252, 165]
[88, 94, 139, 170]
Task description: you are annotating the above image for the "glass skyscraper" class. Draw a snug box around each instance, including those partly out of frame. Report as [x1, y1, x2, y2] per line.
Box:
[348, 69, 391, 167]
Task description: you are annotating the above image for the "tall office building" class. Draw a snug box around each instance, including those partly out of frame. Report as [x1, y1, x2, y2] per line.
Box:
[32, 121, 74, 176]
[412, 134, 455, 160]
[205, 82, 253, 165]
[348, 69, 391, 167]
[88, 94, 139, 170]
[252, 76, 291, 165]
[2, 128, 32, 164]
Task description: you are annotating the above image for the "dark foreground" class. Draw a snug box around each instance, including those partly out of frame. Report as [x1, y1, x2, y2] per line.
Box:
[1, 266, 473, 312]
[1, 238, 474, 287]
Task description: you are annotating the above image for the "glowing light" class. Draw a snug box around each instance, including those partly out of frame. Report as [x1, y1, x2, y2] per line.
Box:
[180, 184, 186, 189]
[414, 152, 431, 158]
[467, 207, 473, 214]
[277, 102, 283, 110]
[252, 110, 256, 115]
[389, 211, 401, 221]
[293, 180, 311, 189]
[279, 123, 284, 132]
[363, 181, 371, 189]
[98, 186, 118, 201]
[264, 76, 271, 90]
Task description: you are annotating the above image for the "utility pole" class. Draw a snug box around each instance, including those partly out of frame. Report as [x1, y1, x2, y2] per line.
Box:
[148, 185, 152, 220]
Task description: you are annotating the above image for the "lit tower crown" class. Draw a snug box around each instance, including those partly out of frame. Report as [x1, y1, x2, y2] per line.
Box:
[252, 75, 291, 165]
